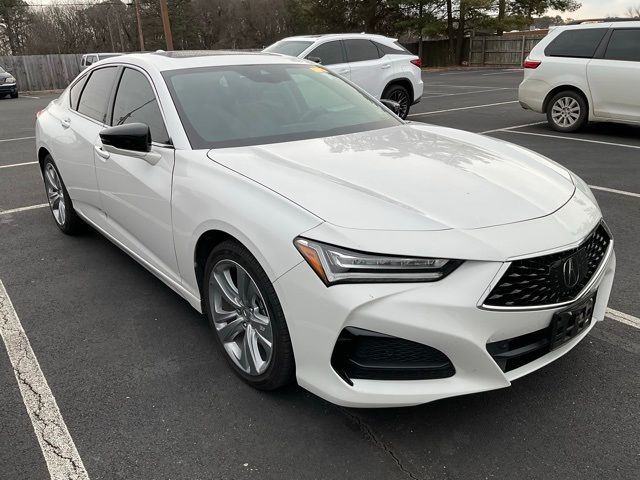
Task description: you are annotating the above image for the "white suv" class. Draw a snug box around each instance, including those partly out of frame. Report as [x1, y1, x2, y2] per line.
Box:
[519, 21, 640, 132]
[264, 33, 423, 119]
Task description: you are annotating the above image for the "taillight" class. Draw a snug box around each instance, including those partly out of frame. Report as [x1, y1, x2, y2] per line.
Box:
[410, 59, 422, 68]
[523, 59, 541, 69]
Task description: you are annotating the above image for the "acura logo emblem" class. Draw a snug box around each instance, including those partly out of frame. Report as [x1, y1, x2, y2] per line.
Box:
[562, 256, 581, 288]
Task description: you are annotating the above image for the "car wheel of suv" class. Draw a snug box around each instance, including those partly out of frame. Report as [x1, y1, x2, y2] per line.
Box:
[382, 84, 411, 119]
[547, 91, 588, 132]
[42, 155, 84, 234]
[203, 240, 295, 390]
[10, 92, 18, 98]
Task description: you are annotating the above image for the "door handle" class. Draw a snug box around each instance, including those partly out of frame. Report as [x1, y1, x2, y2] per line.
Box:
[337, 69, 349, 74]
[381, 64, 391, 69]
[61, 118, 71, 129]
[94, 145, 110, 160]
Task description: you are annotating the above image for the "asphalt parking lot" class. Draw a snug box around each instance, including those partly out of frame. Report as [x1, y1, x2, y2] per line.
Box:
[1, 69, 638, 480]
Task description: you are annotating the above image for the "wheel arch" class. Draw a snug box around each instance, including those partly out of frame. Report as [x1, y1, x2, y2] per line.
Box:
[382, 77, 414, 103]
[37, 146, 51, 170]
[543, 85, 589, 114]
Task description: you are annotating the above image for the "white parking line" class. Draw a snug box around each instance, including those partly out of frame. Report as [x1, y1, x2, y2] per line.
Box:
[20, 95, 40, 99]
[408, 101, 518, 117]
[482, 69, 523, 76]
[422, 87, 512, 99]
[480, 121, 547, 134]
[499, 130, 640, 150]
[0, 204, 48, 216]
[0, 136, 36, 143]
[424, 84, 518, 89]
[0, 161, 38, 169]
[0, 280, 90, 479]
[606, 308, 640, 329]
[589, 186, 640, 199]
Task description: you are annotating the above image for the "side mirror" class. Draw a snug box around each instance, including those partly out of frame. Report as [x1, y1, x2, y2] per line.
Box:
[100, 123, 151, 153]
[380, 99, 401, 116]
[307, 56, 322, 64]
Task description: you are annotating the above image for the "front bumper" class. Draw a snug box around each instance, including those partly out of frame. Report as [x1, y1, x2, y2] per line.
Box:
[275, 235, 616, 408]
[0, 83, 18, 95]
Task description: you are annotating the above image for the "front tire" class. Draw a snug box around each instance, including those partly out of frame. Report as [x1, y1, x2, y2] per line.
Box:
[10, 92, 18, 98]
[382, 84, 411, 119]
[203, 240, 295, 390]
[42, 155, 84, 234]
[546, 91, 588, 132]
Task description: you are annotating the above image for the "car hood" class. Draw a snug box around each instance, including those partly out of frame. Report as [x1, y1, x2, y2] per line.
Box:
[206, 124, 575, 231]
[0, 72, 12, 80]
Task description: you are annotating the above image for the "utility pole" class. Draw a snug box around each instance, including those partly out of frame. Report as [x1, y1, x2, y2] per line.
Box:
[159, 0, 174, 50]
[134, 0, 145, 51]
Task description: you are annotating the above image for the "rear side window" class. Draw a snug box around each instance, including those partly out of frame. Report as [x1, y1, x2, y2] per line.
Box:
[69, 74, 88, 110]
[544, 28, 607, 58]
[77, 67, 118, 123]
[374, 41, 412, 56]
[344, 39, 381, 63]
[306, 41, 344, 65]
[111, 68, 169, 144]
[605, 29, 640, 62]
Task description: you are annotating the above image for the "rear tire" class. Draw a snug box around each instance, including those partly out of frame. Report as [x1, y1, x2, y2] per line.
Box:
[42, 155, 84, 235]
[546, 90, 588, 132]
[382, 84, 411, 119]
[203, 240, 295, 390]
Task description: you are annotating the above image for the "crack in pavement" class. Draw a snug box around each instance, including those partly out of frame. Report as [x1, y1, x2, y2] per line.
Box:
[338, 407, 423, 480]
[0, 280, 89, 480]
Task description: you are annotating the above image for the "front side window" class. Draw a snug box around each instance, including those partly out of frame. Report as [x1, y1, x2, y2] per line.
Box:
[344, 39, 381, 63]
[77, 67, 118, 123]
[544, 28, 607, 58]
[605, 29, 640, 62]
[306, 41, 344, 65]
[112, 68, 169, 144]
[163, 64, 400, 149]
[263, 40, 313, 57]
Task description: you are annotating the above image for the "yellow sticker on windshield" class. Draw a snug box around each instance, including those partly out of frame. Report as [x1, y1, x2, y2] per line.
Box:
[310, 66, 327, 73]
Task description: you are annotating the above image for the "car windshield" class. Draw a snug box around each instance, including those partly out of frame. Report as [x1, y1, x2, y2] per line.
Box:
[263, 41, 313, 57]
[163, 64, 400, 149]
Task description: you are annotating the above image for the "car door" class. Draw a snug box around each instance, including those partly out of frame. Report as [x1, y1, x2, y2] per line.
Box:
[304, 40, 350, 79]
[343, 39, 387, 98]
[94, 66, 180, 282]
[587, 28, 640, 122]
[55, 66, 119, 224]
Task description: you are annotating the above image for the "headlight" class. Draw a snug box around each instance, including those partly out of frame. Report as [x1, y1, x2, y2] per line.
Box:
[6, 76, 16, 84]
[294, 237, 462, 285]
[571, 172, 598, 207]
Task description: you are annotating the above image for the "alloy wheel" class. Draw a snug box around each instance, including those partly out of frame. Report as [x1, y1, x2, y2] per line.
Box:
[388, 89, 409, 118]
[209, 260, 274, 376]
[44, 163, 66, 226]
[551, 97, 580, 128]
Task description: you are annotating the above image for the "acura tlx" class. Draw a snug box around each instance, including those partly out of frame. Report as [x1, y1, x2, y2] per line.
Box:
[35, 51, 615, 407]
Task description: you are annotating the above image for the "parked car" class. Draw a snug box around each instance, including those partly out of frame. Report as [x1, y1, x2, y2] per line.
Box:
[81, 52, 123, 70]
[35, 51, 615, 408]
[264, 33, 423, 119]
[0, 65, 18, 98]
[519, 20, 640, 132]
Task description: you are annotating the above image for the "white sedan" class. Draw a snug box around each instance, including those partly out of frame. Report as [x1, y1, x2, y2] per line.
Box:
[35, 52, 616, 407]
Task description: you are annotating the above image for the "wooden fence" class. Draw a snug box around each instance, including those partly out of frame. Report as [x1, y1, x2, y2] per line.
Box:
[469, 35, 546, 67]
[0, 54, 83, 91]
[404, 33, 546, 68]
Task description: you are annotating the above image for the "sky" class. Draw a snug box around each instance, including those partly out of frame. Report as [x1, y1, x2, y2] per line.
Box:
[551, 0, 639, 19]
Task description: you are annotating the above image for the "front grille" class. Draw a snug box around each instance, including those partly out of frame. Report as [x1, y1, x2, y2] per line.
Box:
[484, 224, 610, 308]
[331, 327, 455, 383]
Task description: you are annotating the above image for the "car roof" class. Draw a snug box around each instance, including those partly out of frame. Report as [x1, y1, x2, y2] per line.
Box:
[553, 20, 640, 30]
[279, 33, 397, 42]
[98, 50, 310, 72]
